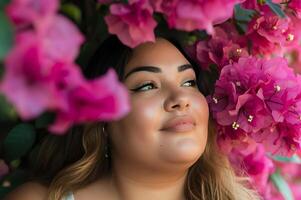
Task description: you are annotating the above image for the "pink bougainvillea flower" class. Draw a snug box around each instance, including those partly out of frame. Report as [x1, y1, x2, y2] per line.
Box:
[36, 15, 85, 64]
[216, 129, 281, 198]
[241, 0, 261, 10]
[208, 81, 238, 120]
[0, 160, 9, 180]
[50, 69, 130, 134]
[247, 30, 280, 56]
[1, 31, 129, 133]
[276, 161, 301, 180]
[5, 0, 59, 27]
[253, 122, 301, 156]
[289, 0, 301, 18]
[0, 11, 84, 120]
[290, 183, 301, 200]
[0, 16, 84, 118]
[151, 0, 244, 34]
[104, 0, 157, 48]
[242, 145, 275, 195]
[218, 137, 274, 196]
[197, 27, 231, 69]
[227, 92, 272, 133]
[193, 26, 248, 70]
[286, 45, 301, 73]
[272, 161, 301, 199]
[209, 56, 301, 156]
[247, 6, 298, 56]
[0, 33, 66, 119]
[217, 126, 257, 154]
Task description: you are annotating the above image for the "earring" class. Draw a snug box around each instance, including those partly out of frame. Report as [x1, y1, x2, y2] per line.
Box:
[102, 124, 109, 158]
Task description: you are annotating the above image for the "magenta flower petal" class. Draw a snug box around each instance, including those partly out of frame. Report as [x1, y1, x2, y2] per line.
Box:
[0, 160, 9, 179]
[210, 56, 301, 156]
[49, 69, 130, 134]
[37, 15, 85, 64]
[152, 0, 243, 34]
[105, 0, 156, 48]
[6, 0, 59, 26]
[0, 33, 64, 119]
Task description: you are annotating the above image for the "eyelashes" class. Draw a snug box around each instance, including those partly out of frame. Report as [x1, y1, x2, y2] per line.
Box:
[130, 79, 197, 92]
[130, 81, 157, 92]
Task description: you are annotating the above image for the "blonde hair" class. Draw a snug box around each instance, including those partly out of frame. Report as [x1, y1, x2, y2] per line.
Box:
[46, 121, 260, 200]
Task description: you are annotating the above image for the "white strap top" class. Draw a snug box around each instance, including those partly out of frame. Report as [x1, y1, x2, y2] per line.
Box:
[62, 192, 75, 200]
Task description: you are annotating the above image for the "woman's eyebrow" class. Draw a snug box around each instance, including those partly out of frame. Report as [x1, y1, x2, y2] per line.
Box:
[124, 64, 192, 80]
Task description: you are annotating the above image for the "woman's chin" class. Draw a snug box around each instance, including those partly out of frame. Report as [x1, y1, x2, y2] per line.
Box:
[160, 138, 205, 165]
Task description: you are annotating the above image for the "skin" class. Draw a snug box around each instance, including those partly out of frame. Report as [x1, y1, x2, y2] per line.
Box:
[102, 38, 209, 200]
[4, 38, 209, 200]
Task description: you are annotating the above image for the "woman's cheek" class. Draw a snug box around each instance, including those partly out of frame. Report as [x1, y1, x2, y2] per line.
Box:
[130, 94, 162, 129]
[111, 95, 163, 160]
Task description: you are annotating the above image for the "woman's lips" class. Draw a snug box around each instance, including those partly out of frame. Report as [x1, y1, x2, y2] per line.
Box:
[160, 116, 196, 133]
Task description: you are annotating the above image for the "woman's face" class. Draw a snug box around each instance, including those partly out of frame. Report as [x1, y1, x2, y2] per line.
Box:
[108, 38, 209, 171]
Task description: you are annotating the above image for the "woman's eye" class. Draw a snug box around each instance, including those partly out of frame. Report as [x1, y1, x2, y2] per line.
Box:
[130, 82, 157, 92]
[182, 79, 197, 87]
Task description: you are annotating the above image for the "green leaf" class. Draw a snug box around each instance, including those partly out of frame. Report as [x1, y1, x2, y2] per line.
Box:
[235, 22, 249, 34]
[265, 0, 286, 18]
[0, 10, 14, 61]
[270, 171, 294, 200]
[234, 5, 256, 22]
[9, 159, 21, 169]
[272, 154, 301, 164]
[0, 0, 10, 9]
[0, 94, 17, 121]
[3, 123, 36, 161]
[61, 3, 82, 24]
[234, 5, 256, 34]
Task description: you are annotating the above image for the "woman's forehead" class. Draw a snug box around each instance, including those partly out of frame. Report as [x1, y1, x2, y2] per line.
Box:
[124, 38, 189, 73]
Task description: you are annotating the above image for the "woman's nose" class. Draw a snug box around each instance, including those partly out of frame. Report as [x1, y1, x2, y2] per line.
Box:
[163, 88, 190, 112]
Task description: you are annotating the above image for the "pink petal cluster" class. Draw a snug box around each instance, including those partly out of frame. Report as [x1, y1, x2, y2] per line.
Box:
[288, 0, 301, 18]
[208, 56, 301, 156]
[270, 161, 301, 199]
[50, 69, 130, 133]
[191, 24, 248, 70]
[5, 0, 59, 27]
[241, 0, 262, 10]
[151, 0, 244, 34]
[0, 160, 9, 180]
[2, 0, 130, 133]
[104, 0, 157, 48]
[236, 145, 274, 196]
[217, 133, 275, 196]
[242, 146, 274, 195]
[247, 6, 298, 56]
[285, 45, 301, 73]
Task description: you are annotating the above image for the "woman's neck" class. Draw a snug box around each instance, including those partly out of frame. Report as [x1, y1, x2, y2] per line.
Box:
[109, 161, 188, 200]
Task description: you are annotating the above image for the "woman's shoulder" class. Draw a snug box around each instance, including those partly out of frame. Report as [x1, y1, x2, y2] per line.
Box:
[3, 181, 48, 200]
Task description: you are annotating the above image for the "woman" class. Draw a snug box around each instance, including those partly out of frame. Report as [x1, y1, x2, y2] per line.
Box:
[5, 36, 260, 200]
